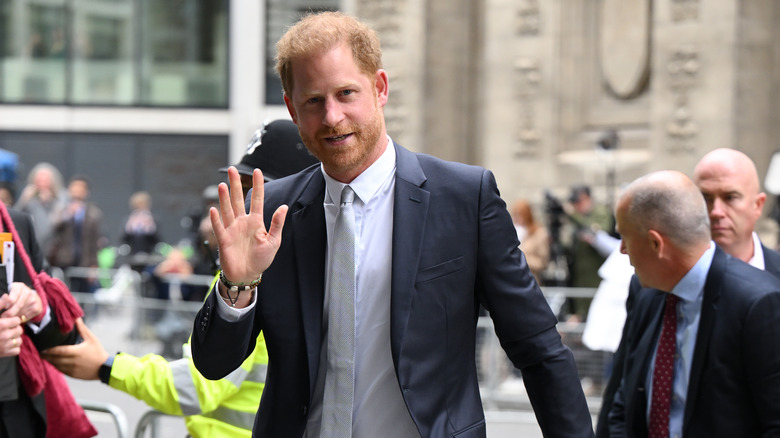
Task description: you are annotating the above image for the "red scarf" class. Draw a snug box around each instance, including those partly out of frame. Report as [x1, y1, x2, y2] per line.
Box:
[0, 202, 97, 438]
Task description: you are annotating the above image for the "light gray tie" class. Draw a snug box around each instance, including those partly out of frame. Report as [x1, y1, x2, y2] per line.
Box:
[321, 186, 356, 437]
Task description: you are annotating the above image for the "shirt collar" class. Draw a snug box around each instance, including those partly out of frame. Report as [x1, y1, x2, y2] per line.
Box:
[671, 241, 715, 303]
[748, 231, 765, 270]
[322, 136, 396, 205]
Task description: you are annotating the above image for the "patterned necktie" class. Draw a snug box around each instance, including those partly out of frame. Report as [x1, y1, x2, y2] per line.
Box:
[321, 186, 356, 438]
[649, 293, 680, 438]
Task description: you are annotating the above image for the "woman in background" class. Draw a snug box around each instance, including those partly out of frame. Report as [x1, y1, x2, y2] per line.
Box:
[511, 199, 550, 284]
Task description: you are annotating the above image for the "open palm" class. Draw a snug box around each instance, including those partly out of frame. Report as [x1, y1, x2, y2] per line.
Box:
[210, 167, 288, 286]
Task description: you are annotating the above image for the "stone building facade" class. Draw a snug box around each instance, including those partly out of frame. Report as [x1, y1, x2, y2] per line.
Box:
[365, 0, 780, 242]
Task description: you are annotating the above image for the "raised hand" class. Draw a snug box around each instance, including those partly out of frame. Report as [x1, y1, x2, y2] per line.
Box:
[210, 167, 288, 304]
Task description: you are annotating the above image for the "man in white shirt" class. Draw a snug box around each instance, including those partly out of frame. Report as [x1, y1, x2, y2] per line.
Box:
[192, 11, 593, 438]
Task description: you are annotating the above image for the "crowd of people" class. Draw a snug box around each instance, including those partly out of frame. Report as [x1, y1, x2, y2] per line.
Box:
[1, 9, 779, 438]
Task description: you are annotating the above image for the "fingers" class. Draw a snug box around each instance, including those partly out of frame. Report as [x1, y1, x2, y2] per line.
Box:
[41, 347, 78, 375]
[228, 166, 247, 217]
[4, 283, 42, 321]
[0, 319, 22, 358]
[42, 319, 107, 380]
[210, 206, 226, 244]
[217, 181, 235, 227]
[1, 336, 21, 357]
[74, 318, 96, 342]
[248, 168, 265, 217]
[267, 205, 289, 244]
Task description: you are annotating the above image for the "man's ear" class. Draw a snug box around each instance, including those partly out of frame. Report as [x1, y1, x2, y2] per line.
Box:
[283, 94, 298, 124]
[756, 191, 767, 215]
[375, 69, 389, 108]
[648, 229, 664, 258]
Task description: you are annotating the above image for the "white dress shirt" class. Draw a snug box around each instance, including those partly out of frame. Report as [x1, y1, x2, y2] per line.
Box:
[305, 139, 420, 437]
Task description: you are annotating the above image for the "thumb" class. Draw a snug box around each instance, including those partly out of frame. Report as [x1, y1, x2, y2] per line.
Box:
[74, 318, 96, 342]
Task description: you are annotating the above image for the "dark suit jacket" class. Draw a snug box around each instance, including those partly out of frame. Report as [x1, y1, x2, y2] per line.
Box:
[0, 208, 80, 438]
[596, 243, 780, 437]
[192, 143, 593, 437]
[606, 247, 780, 437]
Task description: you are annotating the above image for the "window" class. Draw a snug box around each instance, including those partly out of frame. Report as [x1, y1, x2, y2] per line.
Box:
[0, 0, 228, 107]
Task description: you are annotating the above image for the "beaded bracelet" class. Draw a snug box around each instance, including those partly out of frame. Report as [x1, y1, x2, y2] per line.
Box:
[219, 270, 262, 306]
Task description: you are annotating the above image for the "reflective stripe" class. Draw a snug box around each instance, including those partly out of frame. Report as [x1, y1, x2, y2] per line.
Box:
[171, 359, 202, 416]
[247, 363, 267, 384]
[224, 364, 250, 388]
[202, 405, 257, 430]
[223, 362, 267, 386]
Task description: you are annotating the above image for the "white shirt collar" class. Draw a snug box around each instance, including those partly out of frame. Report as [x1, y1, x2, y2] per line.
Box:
[748, 231, 766, 270]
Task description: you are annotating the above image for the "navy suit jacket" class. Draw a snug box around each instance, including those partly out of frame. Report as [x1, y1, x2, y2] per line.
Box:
[607, 247, 780, 437]
[192, 143, 593, 437]
[596, 243, 780, 437]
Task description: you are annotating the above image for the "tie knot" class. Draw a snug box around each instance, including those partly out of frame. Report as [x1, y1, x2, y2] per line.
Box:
[341, 186, 355, 205]
[664, 293, 680, 318]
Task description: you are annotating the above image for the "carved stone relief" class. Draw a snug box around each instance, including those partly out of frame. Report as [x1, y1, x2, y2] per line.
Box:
[358, 1, 407, 137]
[599, 0, 651, 99]
[514, 58, 542, 156]
[671, 0, 700, 22]
[517, 0, 540, 36]
[383, 70, 405, 138]
[358, 1, 404, 48]
[665, 45, 700, 152]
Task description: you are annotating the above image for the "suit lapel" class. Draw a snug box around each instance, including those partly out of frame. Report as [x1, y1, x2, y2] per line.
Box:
[389, 144, 429, 366]
[290, 172, 327, 392]
[683, 247, 725, 431]
[761, 244, 780, 278]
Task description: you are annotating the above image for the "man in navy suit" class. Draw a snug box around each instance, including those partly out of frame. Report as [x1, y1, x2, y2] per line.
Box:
[607, 170, 780, 437]
[596, 148, 780, 437]
[191, 10, 592, 438]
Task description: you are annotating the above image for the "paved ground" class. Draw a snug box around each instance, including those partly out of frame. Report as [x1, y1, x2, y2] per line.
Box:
[66, 299, 595, 437]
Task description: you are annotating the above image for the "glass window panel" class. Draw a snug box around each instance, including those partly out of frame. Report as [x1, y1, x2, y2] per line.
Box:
[264, 0, 338, 105]
[1, 1, 68, 103]
[1, 0, 228, 108]
[71, 0, 135, 104]
[139, 0, 228, 107]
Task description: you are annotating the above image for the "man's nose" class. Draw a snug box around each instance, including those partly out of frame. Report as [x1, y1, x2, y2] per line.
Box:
[323, 99, 345, 127]
[710, 198, 726, 217]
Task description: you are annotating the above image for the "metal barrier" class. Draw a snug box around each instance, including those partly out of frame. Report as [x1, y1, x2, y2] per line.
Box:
[78, 399, 130, 438]
[133, 409, 181, 438]
[477, 286, 609, 414]
[59, 265, 609, 433]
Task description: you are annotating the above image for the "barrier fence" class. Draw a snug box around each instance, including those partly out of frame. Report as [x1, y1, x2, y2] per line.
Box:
[56, 265, 609, 436]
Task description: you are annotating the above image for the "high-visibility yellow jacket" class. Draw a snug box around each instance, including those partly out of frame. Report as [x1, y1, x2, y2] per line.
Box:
[108, 331, 267, 437]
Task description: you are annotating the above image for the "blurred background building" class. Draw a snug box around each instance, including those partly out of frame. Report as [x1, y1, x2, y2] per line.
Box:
[1, 0, 780, 246]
